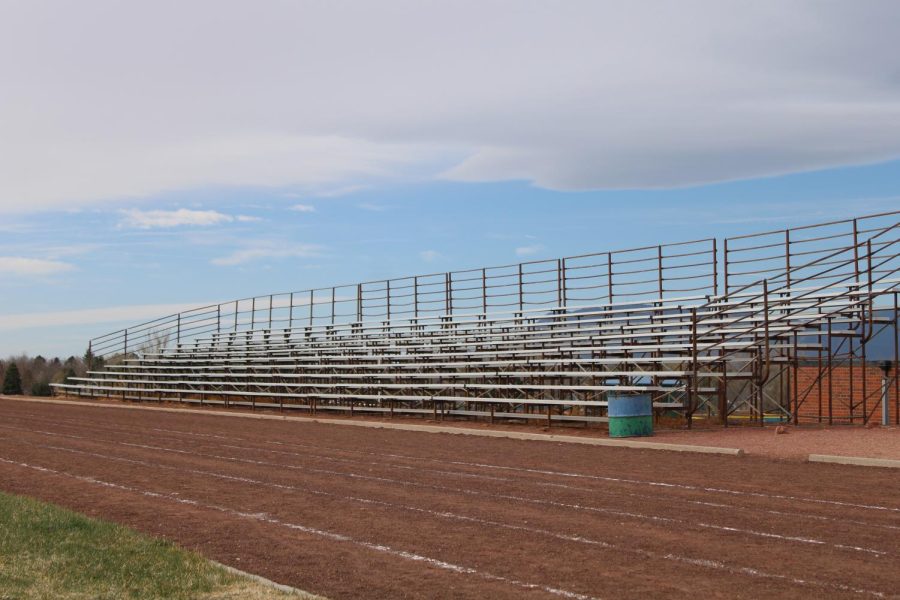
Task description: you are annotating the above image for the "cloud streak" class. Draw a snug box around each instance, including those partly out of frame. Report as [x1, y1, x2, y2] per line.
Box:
[119, 208, 259, 228]
[211, 242, 322, 266]
[515, 245, 544, 257]
[0, 256, 75, 277]
[119, 209, 234, 228]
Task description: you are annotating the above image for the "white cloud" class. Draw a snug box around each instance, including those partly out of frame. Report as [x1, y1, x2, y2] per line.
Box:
[314, 184, 371, 198]
[290, 204, 316, 213]
[419, 250, 441, 262]
[212, 242, 322, 266]
[119, 208, 235, 228]
[0, 256, 75, 276]
[1, 1, 899, 213]
[118, 208, 260, 228]
[515, 245, 544, 257]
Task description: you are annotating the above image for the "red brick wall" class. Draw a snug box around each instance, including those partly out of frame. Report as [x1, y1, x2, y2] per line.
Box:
[793, 365, 897, 423]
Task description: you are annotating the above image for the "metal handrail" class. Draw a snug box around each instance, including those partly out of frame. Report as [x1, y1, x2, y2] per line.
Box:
[86, 211, 899, 359]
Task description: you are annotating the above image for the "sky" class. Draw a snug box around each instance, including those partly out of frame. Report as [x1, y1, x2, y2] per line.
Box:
[1, 1, 899, 357]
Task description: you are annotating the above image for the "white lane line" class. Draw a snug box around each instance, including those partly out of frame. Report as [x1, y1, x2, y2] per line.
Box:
[0, 426, 889, 558]
[224, 441, 900, 533]
[3, 410, 900, 516]
[344, 450, 900, 514]
[0, 455, 596, 600]
[0, 445, 889, 598]
[11, 414, 899, 539]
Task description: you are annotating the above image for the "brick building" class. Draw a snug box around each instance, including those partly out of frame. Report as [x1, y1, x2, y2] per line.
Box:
[793, 364, 897, 423]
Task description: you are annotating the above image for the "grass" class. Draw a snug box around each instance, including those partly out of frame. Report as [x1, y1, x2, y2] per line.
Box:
[0, 491, 314, 599]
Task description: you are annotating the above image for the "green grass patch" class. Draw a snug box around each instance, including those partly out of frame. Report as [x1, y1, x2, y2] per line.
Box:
[0, 491, 306, 599]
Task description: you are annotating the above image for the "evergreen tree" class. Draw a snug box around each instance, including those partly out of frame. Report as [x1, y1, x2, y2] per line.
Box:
[30, 380, 52, 396]
[63, 366, 78, 383]
[2, 363, 23, 395]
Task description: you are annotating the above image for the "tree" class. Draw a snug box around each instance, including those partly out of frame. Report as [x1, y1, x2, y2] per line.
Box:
[83, 347, 93, 366]
[62, 366, 78, 384]
[2, 363, 23, 395]
[30, 380, 52, 396]
[83, 347, 102, 371]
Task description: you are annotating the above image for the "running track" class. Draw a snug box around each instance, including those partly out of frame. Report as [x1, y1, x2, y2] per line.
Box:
[0, 398, 898, 599]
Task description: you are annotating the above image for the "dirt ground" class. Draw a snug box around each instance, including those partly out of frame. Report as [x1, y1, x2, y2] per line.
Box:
[0, 397, 898, 599]
[653, 425, 900, 460]
[36, 394, 900, 461]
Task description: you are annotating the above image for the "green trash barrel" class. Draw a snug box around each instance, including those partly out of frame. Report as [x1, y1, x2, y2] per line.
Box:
[608, 393, 653, 438]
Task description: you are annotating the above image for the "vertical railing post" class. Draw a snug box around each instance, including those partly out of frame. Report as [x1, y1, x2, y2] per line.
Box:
[331, 287, 336, 325]
[413, 276, 419, 319]
[445, 272, 453, 315]
[724, 237, 731, 295]
[761, 279, 770, 380]
[386, 280, 391, 321]
[233, 300, 238, 332]
[607, 252, 614, 303]
[865, 239, 874, 336]
[849, 337, 856, 423]
[250, 298, 256, 329]
[688, 307, 698, 429]
[758, 279, 772, 428]
[817, 343, 823, 423]
[309, 290, 314, 327]
[559, 258, 567, 307]
[216, 304, 221, 334]
[827, 317, 833, 425]
[288, 293, 294, 329]
[518, 263, 524, 311]
[719, 342, 727, 427]
[176, 313, 181, 344]
[656, 245, 664, 299]
[481, 268, 487, 315]
[712, 238, 719, 297]
[784, 230, 791, 292]
[123, 330, 128, 357]
[862, 330, 869, 424]
[356, 284, 362, 322]
[792, 331, 799, 426]
[268, 294, 273, 329]
[894, 292, 899, 425]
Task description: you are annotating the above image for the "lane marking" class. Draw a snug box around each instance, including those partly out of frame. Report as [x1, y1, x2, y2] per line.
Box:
[4, 408, 895, 515]
[0, 455, 596, 600]
[0, 447, 889, 598]
[9, 412, 899, 535]
[0, 426, 889, 558]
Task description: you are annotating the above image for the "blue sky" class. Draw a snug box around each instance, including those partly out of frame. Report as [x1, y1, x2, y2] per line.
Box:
[1, 2, 899, 356]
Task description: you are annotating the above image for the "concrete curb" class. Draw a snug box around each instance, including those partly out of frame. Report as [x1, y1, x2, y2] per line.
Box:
[808, 454, 900, 469]
[1, 396, 743, 457]
[210, 560, 325, 598]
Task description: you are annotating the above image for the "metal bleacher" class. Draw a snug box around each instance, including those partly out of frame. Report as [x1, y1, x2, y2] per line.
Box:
[53, 212, 900, 426]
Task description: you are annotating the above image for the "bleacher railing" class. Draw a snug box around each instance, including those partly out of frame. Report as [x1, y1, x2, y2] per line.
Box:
[88, 210, 899, 360]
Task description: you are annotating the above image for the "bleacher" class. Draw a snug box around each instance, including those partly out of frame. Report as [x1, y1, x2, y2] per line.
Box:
[53, 212, 900, 426]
